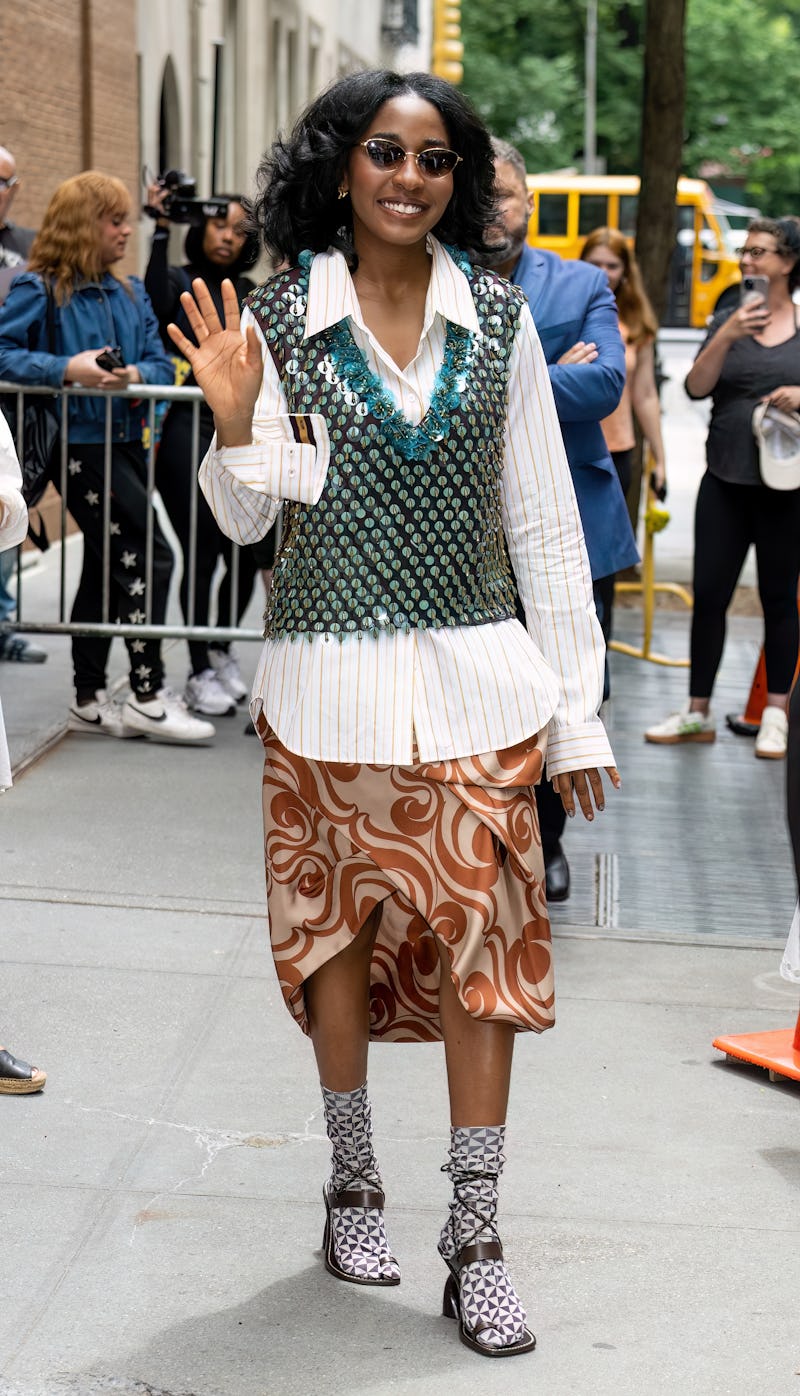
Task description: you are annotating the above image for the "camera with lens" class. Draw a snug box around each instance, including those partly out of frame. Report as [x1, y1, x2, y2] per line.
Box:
[143, 169, 230, 226]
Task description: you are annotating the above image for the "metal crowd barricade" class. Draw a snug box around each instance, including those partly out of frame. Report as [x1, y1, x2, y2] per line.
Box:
[0, 379, 265, 645]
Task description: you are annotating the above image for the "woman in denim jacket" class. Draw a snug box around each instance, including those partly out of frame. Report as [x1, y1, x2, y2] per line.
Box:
[0, 171, 213, 743]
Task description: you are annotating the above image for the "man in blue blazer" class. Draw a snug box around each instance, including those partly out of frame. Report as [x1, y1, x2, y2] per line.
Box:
[487, 138, 640, 902]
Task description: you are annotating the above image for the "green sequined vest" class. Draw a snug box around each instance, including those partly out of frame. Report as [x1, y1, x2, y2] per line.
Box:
[248, 254, 524, 641]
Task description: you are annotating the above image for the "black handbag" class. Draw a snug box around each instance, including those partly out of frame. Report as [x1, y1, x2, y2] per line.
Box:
[1, 280, 60, 549]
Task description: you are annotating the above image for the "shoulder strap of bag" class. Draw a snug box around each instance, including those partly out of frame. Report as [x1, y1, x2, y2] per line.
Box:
[25, 276, 56, 353]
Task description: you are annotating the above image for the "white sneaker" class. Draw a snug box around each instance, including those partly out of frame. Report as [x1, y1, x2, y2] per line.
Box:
[755, 705, 788, 760]
[185, 668, 236, 716]
[68, 689, 131, 739]
[122, 687, 215, 744]
[645, 704, 716, 744]
[208, 646, 248, 702]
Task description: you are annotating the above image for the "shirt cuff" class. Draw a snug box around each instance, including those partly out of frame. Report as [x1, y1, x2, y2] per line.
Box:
[212, 412, 330, 504]
[544, 718, 615, 778]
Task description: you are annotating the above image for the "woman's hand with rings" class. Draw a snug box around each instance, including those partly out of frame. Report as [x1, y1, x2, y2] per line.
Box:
[552, 766, 621, 820]
[764, 385, 800, 413]
[167, 278, 263, 444]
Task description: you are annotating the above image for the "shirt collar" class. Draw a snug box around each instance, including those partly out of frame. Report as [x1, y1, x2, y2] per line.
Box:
[304, 236, 480, 340]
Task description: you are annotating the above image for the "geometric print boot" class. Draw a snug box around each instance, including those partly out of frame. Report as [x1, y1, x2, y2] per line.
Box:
[321, 1082, 401, 1286]
[438, 1125, 535, 1356]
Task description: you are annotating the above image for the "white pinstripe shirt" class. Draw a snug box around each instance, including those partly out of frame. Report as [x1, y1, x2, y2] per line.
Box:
[199, 240, 614, 774]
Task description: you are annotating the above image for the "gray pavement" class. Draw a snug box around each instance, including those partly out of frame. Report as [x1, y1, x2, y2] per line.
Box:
[1, 348, 799, 1396]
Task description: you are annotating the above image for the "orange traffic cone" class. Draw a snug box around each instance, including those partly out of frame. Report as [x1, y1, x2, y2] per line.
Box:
[726, 588, 800, 736]
[713, 1004, 800, 1084]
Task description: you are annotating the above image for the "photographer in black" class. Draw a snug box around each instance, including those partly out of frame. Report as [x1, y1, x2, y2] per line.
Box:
[145, 177, 272, 716]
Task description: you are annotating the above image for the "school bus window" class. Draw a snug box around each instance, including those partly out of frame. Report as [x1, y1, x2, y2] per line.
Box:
[676, 205, 694, 236]
[537, 193, 569, 237]
[578, 194, 608, 236]
[618, 194, 638, 237]
[699, 216, 720, 252]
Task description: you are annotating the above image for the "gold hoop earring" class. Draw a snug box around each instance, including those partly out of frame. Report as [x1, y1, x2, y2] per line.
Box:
[337, 187, 348, 201]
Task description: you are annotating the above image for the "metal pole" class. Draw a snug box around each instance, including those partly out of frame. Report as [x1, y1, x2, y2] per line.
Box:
[584, 0, 598, 176]
[210, 40, 223, 194]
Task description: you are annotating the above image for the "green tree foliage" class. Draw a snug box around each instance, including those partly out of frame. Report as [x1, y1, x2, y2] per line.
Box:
[461, 0, 800, 210]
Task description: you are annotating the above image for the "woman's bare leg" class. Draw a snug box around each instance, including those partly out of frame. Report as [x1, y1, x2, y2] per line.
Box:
[305, 907, 380, 1089]
[437, 940, 515, 1124]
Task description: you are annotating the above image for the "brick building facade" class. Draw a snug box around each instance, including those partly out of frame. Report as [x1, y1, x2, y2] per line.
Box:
[0, 2, 430, 276]
[0, 0, 140, 268]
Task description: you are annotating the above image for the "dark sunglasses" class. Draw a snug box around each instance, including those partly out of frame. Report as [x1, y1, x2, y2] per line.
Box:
[357, 138, 462, 178]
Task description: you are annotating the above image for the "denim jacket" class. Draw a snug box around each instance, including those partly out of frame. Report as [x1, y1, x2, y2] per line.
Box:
[0, 271, 173, 444]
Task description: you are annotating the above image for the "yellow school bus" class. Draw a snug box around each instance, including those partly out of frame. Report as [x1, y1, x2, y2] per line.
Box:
[526, 173, 742, 327]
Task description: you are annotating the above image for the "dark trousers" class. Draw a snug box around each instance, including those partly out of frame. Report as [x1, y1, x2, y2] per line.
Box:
[66, 442, 172, 701]
[691, 472, 800, 698]
[156, 404, 259, 674]
[610, 447, 634, 499]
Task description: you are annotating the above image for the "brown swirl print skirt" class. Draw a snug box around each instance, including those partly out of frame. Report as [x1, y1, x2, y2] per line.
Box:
[257, 719, 554, 1044]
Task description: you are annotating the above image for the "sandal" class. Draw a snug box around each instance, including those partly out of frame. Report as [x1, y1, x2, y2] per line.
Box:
[0, 1047, 47, 1095]
[322, 1179, 401, 1287]
[441, 1238, 536, 1358]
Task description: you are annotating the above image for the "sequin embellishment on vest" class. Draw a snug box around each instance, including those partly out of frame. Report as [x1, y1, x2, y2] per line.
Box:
[248, 250, 525, 641]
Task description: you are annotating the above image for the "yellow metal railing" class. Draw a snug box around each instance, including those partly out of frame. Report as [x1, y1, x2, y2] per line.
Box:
[610, 484, 692, 668]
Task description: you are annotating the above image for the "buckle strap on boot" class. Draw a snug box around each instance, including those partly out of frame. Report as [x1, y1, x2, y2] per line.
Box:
[328, 1182, 385, 1210]
[456, 1238, 504, 1269]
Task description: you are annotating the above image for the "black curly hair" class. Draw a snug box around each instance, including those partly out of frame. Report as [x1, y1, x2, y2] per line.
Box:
[251, 70, 497, 268]
[183, 195, 260, 274]
[747, 215, 800, 292]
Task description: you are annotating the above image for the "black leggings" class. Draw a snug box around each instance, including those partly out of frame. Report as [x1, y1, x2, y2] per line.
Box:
[66, 442, 172, 701]
[156, 404, 259, 674]
[691, 471, 800, 699]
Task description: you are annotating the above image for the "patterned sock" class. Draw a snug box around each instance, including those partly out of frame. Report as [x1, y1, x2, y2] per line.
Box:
[321, 1082, 400, 1283]
[439, 1125, 529, 1350]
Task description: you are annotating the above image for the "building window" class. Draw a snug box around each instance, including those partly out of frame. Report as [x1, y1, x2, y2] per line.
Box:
[382, 0, 418, 45]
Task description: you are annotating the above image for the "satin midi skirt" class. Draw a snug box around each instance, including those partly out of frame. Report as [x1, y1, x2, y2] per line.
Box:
[258, 719, 555, 1044]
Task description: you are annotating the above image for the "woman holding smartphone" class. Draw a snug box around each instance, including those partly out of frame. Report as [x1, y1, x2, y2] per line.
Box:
[646, 216, 800, 758]
[0, 172, 214, 743]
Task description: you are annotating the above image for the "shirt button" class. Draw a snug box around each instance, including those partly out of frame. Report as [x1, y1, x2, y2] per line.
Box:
[288, 467, 296, 477]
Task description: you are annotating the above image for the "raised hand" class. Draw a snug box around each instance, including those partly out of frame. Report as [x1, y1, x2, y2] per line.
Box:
[167, 278, 263, 445]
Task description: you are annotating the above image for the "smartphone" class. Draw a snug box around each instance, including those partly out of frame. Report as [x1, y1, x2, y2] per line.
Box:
[95, 345, 126, 371]
[649, 471, 667, 503]
[740, 274, 769, 306]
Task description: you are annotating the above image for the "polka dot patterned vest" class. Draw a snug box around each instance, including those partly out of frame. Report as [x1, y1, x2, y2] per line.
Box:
[248, 252, 524, 642]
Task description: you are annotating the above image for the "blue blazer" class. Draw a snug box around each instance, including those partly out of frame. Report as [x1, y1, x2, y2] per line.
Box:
[512, 244, 639, 579]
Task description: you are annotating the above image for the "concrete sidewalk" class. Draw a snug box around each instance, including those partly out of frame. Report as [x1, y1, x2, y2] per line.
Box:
[1, 346, 798, 1394]
[1, 608, 799, 1396]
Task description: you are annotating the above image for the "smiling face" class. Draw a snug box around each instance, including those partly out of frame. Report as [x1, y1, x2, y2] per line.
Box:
[344, 94, 456, 255]
[202, 201, 248, 266]
[97, 207, 132, 269]
[740, 230, 795, 288]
